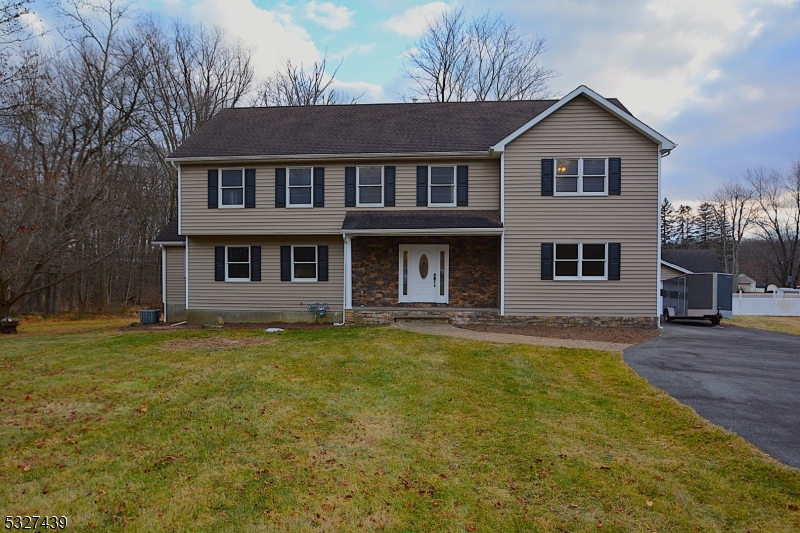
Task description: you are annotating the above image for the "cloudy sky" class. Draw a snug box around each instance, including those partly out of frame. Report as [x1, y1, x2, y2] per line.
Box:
[29, 0, 800, 204]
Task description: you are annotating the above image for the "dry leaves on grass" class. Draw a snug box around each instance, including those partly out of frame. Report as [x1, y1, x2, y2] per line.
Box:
[160, 336, 276, 351]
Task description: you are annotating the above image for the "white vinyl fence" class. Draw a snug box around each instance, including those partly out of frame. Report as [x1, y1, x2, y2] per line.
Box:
[732, 292, 800, 316]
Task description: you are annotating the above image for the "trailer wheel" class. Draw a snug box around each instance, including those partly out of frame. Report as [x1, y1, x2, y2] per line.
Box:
[663, 309, 673, 323]
[710, 317, 721, 326]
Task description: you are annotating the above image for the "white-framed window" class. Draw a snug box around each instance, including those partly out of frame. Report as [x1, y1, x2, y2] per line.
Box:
[555, 158, 608, 195]
[219, 168, 245, 208]
[287, 167, 313, 207]
[225, 246, 250, 282]
[357, 166, 383, 206]
[291, 245, 317, 282]
[429, 165, 456, 206]
[554, 243, 607, 280]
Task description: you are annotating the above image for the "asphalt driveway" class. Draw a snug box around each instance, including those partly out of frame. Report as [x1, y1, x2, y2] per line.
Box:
[624, 321, 800, 469]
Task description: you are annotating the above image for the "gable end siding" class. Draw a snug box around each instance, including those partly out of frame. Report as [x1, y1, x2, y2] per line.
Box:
[503, 95, 659, 317]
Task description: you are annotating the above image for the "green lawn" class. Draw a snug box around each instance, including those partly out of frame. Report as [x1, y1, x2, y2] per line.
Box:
[727, 315, 800, 336]
[1, 320, 799, 532]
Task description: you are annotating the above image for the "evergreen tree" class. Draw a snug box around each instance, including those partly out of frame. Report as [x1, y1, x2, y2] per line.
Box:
[676, 205, 695, 247]
[661, 198, 677, 246]
[695, 202, 721, 247]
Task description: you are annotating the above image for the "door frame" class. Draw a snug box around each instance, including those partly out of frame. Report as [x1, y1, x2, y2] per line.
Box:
[398, 244, 449, 304]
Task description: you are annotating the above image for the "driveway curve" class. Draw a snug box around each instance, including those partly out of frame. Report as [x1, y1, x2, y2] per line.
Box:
[624, 321, 800, 469]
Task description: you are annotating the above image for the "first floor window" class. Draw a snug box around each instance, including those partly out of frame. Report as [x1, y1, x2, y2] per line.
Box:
[220, 169, 244, 207]
[357, 166, 383, 206]
[555, 158, 608, 195]
[554, 243, 607, 280]
[429, 166, 456, 206]
[226, 246, 250, 281]
[292, 246, 317, 281]
[288, 167, 313, 206]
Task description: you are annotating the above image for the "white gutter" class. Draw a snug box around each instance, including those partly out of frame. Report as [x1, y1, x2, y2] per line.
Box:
[154, 241, 185, 246]
[167, 151, 496, 164]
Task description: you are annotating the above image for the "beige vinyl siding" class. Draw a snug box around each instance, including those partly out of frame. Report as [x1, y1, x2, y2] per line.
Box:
[504, 95, 659, 317]
[661, 263, 686, 281]
[165, 246, 186, 306]
[180, 159, 499, 235]
[187, 236, 343, 311]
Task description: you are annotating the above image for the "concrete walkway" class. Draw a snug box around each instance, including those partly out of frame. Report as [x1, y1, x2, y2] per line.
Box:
[394, 322, 632, 351]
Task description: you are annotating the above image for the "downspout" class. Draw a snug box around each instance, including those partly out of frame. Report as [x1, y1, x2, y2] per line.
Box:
[161, 246, 167, 323]
[336, 233, 347, 326]
[657, 148, 668, 328]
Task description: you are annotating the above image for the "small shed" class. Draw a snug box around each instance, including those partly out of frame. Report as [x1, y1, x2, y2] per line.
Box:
[737, 273, 757, 293]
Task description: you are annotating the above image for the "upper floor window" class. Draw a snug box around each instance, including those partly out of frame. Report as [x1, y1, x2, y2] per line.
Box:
[554, 243, 607, 280]
[357, 166, 383, 206]
[220, 169, 245, 207]
[287, 167, 313, 207]
[555, 158, 607, 195]
[429, 166, 456, 206]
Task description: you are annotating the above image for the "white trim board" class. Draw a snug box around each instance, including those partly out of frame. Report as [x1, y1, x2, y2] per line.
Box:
[491, 85, 677, 155]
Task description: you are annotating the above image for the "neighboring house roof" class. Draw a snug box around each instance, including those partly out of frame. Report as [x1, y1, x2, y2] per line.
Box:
[661, 248, 721, 273]
[153, 219, 185, 244]
[342, 210, 503, 234]
[738, 273, 757, 284]
[167, 91, 631, 161]
[661, 260, 691, 274]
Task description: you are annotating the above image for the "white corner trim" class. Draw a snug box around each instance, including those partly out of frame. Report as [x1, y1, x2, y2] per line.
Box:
[657, 153, 662, 327]
[185, 238, 189, 310]
[660, 259, 692, 274]
[174, 161, 182, 235]
[491, 85, 677, 153]
[161, 246, 167, 323]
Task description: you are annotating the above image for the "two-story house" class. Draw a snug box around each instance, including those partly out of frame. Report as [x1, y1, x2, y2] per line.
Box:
[154, 86, 675, 327]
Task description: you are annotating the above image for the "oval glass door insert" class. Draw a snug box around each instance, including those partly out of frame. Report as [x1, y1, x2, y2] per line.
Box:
[418, 254, 429, 279]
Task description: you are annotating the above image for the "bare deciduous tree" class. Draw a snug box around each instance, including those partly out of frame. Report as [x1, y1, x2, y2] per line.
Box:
[708, 178, 758, 281]
[254, 54, 357, 107]
[403, 7, 556, 102]
[746, 164, 800, 287]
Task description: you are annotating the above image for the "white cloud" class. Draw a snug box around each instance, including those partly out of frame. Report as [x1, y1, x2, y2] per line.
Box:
[185, 0, 320, 78]
[384, 2, 448, 37]
[332, 80, 386, 103]
[304, 1, 354, 30]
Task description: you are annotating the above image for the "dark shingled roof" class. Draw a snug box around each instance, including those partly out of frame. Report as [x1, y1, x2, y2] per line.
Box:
[168, 98, 630, 159]
[153, 219, 184, 243]
[342, 210, 503, 231]
[662, 248, 721, 273]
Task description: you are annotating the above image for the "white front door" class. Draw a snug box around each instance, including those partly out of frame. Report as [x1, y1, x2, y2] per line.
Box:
[401, 245, 449, 303]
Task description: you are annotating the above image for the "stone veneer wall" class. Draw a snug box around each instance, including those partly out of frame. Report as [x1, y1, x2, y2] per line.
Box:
[345, 309, 658, 329]
[351, 236, 500, 308]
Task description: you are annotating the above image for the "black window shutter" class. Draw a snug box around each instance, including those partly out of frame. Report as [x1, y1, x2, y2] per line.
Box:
[609, 158, 621, 195]
[214, 246, 225, 281]
[208, 169, 219, 208]
[313, 167, 325, 207]
[317, 245, 329, 282]
[280, 246, 291, 281]
[541, 159, 554, 196]
[245, 169, 256, 208]
[384, 166, 396, 207]
[608, 243, 621, 280]
[250, 246, 261, 281]
[456, 165, 468, 206]
[541, 243, 554, 280]
[416, 166, 428, 206]
[345, 167, 356, 207]
[275, 168, 286, 208]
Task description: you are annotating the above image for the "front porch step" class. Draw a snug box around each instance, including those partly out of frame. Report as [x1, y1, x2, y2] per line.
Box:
[393, 314, 451, 324]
